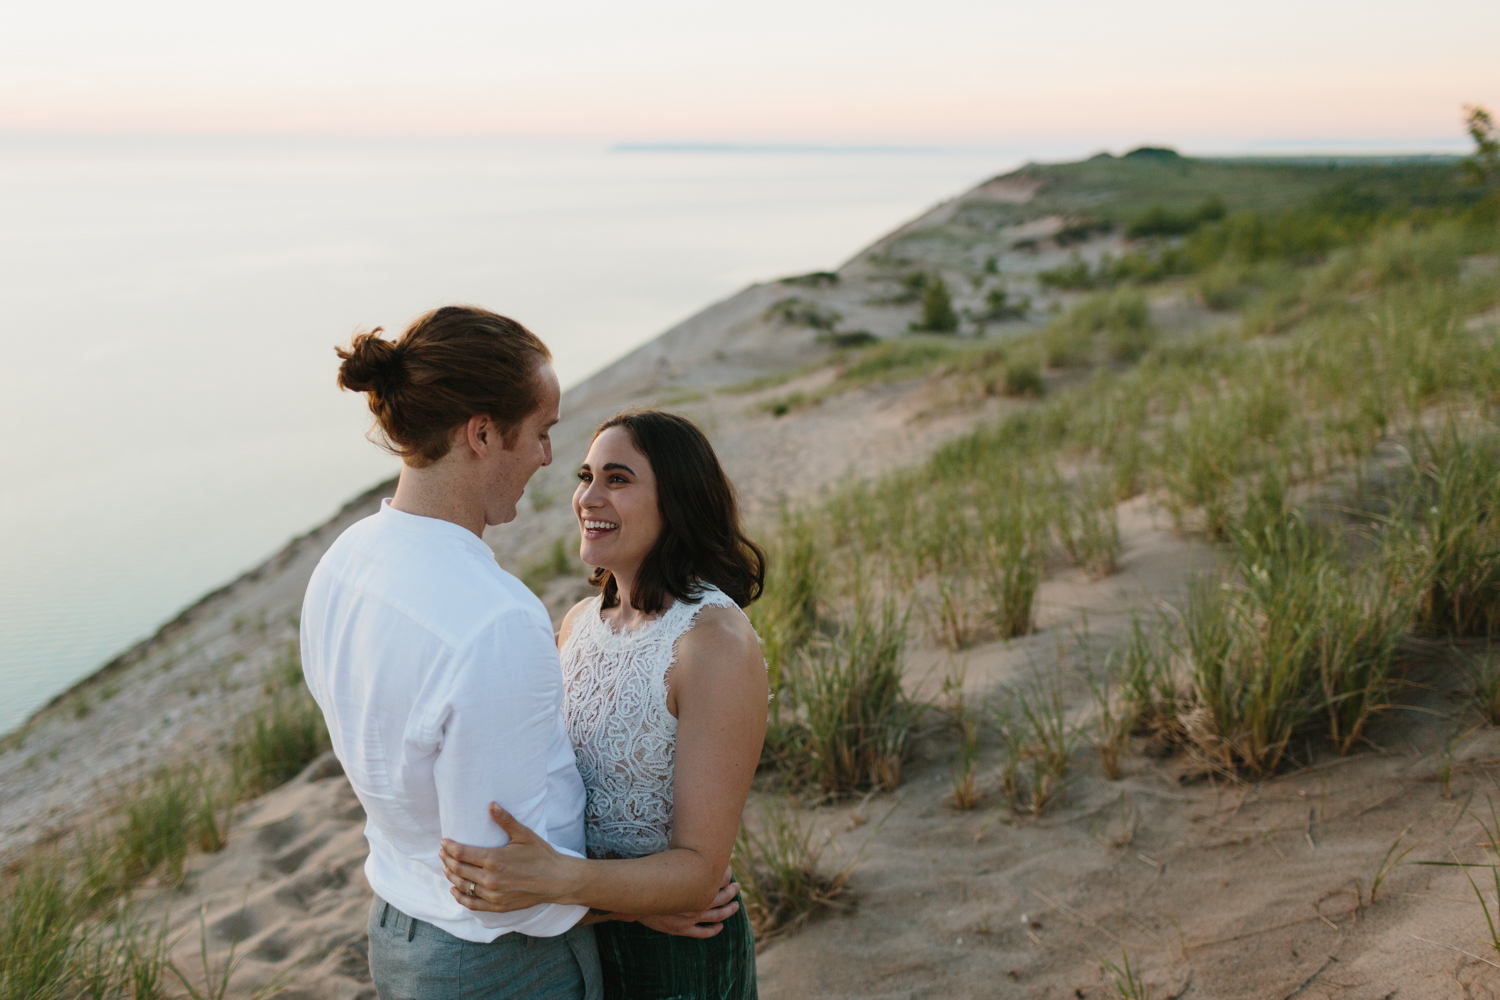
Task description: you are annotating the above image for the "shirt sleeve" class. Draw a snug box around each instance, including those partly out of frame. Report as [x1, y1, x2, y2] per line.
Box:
[431, 607, 586, 937]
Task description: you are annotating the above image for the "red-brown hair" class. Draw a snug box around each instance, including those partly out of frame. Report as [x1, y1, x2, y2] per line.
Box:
[336, 306, 551, 467]
[589, 410, 765, 614]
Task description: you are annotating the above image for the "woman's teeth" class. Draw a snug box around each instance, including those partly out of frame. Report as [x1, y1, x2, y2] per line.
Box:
[584, 519, 618, 531]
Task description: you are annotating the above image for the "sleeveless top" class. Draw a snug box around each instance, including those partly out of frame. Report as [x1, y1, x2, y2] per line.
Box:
[560, 583, 743, 860]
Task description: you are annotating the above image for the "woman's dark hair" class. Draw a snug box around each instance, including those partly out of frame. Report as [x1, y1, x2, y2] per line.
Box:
[589, 410, 765, 614]
[335, 305, 551, 467]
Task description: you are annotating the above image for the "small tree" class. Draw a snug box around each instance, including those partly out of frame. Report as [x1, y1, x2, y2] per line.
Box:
[1463, 104, 1499, 189]
[914, 276, 959, 333]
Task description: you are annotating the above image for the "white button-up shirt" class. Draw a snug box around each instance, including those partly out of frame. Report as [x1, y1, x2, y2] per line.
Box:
[301, 499, 587, 941]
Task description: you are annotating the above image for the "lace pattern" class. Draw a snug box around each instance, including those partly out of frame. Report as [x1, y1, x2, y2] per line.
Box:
[561, 584, 742, 860]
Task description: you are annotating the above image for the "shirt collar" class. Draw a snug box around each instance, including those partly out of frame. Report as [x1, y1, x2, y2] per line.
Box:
[378, 498, 496, 560]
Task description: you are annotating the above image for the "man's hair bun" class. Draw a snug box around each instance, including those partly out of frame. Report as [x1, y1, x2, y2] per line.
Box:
[336, 329, 402, 395]
[332, 307, 552, 467]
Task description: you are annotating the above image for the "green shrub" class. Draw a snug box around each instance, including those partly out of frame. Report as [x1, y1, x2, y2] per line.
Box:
[822, 330, 878, 348]
[764, 391, 811, 418]
[910, 276, 959, 333]
[1002, 360, 1045, 398]
[1126, 197, 1224, 239]
[764, 297, 842, 331]
[978, 287, 1028, 321]
[1038, 252, 1096, 291]
[780, 270, 839, 288]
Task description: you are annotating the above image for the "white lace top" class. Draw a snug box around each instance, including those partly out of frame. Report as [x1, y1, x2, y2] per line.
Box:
[560, 583, 743, 860]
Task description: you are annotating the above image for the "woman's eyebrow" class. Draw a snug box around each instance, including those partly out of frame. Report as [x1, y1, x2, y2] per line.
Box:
[602, 462, 635, 474]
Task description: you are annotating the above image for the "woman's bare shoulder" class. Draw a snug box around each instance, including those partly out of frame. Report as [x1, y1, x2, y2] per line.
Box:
[557, 596, 597, 646]
[678, 604, 761, 664]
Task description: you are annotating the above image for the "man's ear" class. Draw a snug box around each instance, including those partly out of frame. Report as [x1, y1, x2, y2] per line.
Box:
[463, 414, 494, 458]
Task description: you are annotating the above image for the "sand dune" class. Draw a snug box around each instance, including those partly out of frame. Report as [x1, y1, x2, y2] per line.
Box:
[9, 158, 1500, 998]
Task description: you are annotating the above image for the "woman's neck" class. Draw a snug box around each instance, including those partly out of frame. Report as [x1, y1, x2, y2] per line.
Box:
[605, 566, 654, 630]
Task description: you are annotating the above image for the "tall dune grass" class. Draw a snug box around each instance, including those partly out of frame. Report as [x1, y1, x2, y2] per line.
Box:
[732, 797, 850, 944]
[748, 215, 1497, 788]
[786, 597, 914, 795]
[1395, 428, 1500, 638]
[0, 639, 332, 998]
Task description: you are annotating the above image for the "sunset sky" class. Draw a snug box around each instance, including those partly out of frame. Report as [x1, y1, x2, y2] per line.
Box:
[3, 0, 1495, 150]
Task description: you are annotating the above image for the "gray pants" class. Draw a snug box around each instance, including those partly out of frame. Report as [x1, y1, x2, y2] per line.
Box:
[367, 895, 602, 1000]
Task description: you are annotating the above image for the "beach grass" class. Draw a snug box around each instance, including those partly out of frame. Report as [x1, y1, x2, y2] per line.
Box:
[732, 797, 849, 944]
[785, 596, 914, 795]
[0, 858, 81, 1000]
[231, 683, 330, 797]
[748, 163, 1499, 792]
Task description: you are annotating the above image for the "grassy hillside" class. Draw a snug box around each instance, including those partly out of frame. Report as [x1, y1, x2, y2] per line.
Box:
[5, 127, 1500, 995]
[739, 137, 1500, 937]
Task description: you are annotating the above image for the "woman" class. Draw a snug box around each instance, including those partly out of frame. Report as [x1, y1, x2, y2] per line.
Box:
[439, 409, 768, 1000]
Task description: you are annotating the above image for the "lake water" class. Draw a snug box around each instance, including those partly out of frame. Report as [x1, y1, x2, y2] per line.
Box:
[0, 135, 1015, 734]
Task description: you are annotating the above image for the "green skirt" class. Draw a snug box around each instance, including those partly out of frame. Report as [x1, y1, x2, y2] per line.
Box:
[595, 896, 757, 1000]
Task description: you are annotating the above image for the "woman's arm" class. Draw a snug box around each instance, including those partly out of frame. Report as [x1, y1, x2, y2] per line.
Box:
[439, 605, 767, 915]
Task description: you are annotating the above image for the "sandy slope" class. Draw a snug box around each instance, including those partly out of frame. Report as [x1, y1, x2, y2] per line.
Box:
[10, 166, 1500, 998]
[141, 496, 1500, 999]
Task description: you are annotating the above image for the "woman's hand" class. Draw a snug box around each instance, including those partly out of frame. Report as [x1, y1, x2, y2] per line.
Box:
[633, 868, 742, 938]
[440, 803, 584, 913]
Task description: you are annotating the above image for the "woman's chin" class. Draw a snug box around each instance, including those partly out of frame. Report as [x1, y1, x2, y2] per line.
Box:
[578, 540, 611, 567]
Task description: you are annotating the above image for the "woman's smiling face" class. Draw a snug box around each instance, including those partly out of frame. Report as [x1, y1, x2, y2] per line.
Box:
[573, 425, 662, 578]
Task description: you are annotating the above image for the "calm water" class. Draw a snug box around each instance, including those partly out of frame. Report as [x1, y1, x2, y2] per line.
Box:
[0, 135, 1014, 734]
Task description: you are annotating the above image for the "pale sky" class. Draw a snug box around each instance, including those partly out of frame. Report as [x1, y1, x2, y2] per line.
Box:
[2, 0, 1496, 149]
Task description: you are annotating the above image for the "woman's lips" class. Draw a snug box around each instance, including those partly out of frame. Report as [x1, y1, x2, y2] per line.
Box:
[582, 517, 619, 540]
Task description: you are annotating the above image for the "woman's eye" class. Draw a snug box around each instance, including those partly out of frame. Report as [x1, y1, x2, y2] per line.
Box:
[576, 471, 590, 482]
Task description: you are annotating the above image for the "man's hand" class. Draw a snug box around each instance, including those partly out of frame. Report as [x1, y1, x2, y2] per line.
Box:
[625, 867, 741, 939]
